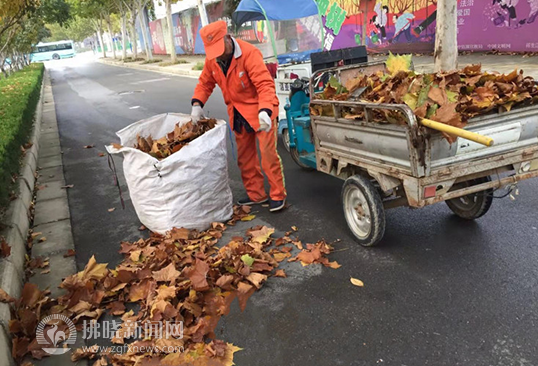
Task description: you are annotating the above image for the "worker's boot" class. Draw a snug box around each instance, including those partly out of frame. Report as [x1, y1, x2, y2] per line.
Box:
[269, 199, 286, 212]
[237, 196, 268, 206]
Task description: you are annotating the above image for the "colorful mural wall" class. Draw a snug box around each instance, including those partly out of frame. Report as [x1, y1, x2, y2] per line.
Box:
[311, 0, 537, 53]
[145, 0, 537, 57]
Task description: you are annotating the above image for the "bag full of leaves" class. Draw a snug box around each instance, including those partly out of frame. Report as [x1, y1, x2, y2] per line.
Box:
[106, 113, 233, 234]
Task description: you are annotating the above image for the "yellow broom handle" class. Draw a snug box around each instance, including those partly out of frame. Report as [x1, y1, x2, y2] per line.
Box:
[420, 118, 494, 147]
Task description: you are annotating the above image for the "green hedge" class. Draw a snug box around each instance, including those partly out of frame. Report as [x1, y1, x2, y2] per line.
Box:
[0, 63, 44, 207]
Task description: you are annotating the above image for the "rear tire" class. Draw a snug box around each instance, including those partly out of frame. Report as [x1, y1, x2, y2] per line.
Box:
[342, 175, 386, 247]
[52, 54, 60, 60]
[290, 147, 315, 171]
[446, 176, 493, 220]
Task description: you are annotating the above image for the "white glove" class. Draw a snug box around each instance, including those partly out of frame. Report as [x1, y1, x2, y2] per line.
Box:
[191, 105, 205, 123]
[258, 111, 272, 132]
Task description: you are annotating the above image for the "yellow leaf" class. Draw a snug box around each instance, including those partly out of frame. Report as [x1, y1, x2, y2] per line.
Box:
[129, 250, 141, 262]
[240, 215, 256, 221]
[249, 226, 275, 244]
[386, 52, 412, 75]
[350, 277, 364, 287]
[328, 261, 341, 269]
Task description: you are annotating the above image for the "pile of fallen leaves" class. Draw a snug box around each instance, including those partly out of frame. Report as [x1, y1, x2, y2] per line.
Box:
[7, 206, 339, 365]
[134, 118, 217, 159]
[313, 63, 538, 142]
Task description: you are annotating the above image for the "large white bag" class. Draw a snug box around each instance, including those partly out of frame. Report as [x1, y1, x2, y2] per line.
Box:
[106, 113, 233, 234]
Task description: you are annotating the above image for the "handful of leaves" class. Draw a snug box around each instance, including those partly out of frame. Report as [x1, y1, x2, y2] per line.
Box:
[313, 54, 538, 142]
[135, 118, 217, 159]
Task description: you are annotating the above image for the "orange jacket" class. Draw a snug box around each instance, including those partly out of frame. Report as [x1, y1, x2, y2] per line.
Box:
[192, 38, 279, 131]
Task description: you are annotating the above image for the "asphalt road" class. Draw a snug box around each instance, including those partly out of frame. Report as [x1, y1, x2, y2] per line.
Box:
[48, 55, 538, 366]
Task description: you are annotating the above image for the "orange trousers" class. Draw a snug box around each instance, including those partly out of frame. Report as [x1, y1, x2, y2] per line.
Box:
[234, 120, 286, 201]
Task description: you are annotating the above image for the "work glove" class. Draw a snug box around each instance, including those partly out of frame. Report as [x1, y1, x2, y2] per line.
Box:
[191, 105, 205, 123]
[258, 111, 272, 132]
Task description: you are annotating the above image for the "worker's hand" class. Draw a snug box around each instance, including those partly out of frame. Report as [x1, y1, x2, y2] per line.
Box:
[258, 111, 272, 132]
[191, 105, 205, 124]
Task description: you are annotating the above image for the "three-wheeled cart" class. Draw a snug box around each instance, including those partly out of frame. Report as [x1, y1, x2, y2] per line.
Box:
[288, 61, 538, 246]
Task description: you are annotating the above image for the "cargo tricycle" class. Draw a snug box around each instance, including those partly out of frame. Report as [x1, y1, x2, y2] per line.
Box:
[285, 61, 538, 246]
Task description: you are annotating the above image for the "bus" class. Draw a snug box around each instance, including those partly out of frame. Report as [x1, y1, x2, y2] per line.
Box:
[30, 40, 76, 62]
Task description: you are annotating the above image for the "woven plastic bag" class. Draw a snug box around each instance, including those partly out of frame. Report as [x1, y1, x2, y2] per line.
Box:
[107, 113, 233, 234]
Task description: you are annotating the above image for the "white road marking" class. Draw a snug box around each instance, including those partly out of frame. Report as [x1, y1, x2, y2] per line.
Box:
[129, 77, 170, 85]
[118, 72, 134, 76]
[129, 106, 140, 109]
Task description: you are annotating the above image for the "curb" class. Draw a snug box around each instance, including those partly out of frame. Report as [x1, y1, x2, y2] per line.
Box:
[0, 67, 46, 366]
[97, 58, 202, 78]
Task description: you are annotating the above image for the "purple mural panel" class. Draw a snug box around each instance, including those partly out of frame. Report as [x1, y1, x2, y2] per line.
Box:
[457, 0, 538, 52]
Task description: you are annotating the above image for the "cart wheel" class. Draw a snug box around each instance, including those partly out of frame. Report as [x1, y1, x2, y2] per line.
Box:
[281, 128, 290, 151]
[446, 176, 493, 220]
[342, 175, 386, 247]
[290, 147, 315, 171]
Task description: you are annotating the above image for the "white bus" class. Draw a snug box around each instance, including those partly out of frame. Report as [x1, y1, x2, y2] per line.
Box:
[30, 40, 76, 62]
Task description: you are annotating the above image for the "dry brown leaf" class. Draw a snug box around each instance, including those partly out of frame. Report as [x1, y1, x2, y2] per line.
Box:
[108, 207, 116, 212]
[246, 273, 267, 289]
[186, 259, 210, 291]
[249, 226, 275, 244]
[63, 249, 76, 257]
[273, 269, 287, 278]
[0, 239, 11, 258]
[0, 288, 15, 303]
[152, 263, 180, 282]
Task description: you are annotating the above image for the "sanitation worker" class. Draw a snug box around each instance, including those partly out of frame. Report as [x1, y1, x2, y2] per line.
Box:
[190, 20, 286, 212]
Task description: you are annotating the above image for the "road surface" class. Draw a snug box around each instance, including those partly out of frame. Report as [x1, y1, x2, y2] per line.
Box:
[47, 55, 538, 366]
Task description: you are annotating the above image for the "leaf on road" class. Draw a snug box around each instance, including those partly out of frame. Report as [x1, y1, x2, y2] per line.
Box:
[236, 282, 255, 311]
[0, 288, 15, 303]
[152, 263, 180, 282]
[108, 207, 116, 212]
[38, 237, 46, 243]
[81, 255, 109, 281]
[248, 226, 275, 244]
[63, 249, 76, 257]
[350, 277, 364, 287]
[246, 272, 267, 289]
[273, 269, 287, 278]
[0, 238, 11, 258]
[61, 184, 74, 189]
[240, 214, 256, 221]
[240, 254, 254, 267]
[83, 145, 95, 149]
[186, 259, 209, 291]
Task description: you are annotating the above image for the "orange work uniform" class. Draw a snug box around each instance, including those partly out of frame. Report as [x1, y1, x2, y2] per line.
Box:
[192, 38, 286, 202]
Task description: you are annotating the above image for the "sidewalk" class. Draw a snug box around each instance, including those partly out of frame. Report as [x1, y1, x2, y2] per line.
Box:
[97, 53, 204, 78]
[97, 51, 538, 80]
[372, 53, 538, 79]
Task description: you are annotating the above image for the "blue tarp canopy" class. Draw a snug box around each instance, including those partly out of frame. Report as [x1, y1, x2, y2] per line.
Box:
[232, 0, 319, 25]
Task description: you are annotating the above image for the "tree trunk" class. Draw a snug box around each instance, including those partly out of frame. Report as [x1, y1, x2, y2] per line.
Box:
[434, 0, 457, 72]
[96, 17, 107, 59]
[107, 17, 117, 59]
[165, 0, 176, 62]
[121, 13, 127, 60]
[197, 0, 209, 26]
[130, 16, 138, 59]
[138, 11, 153, 60]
